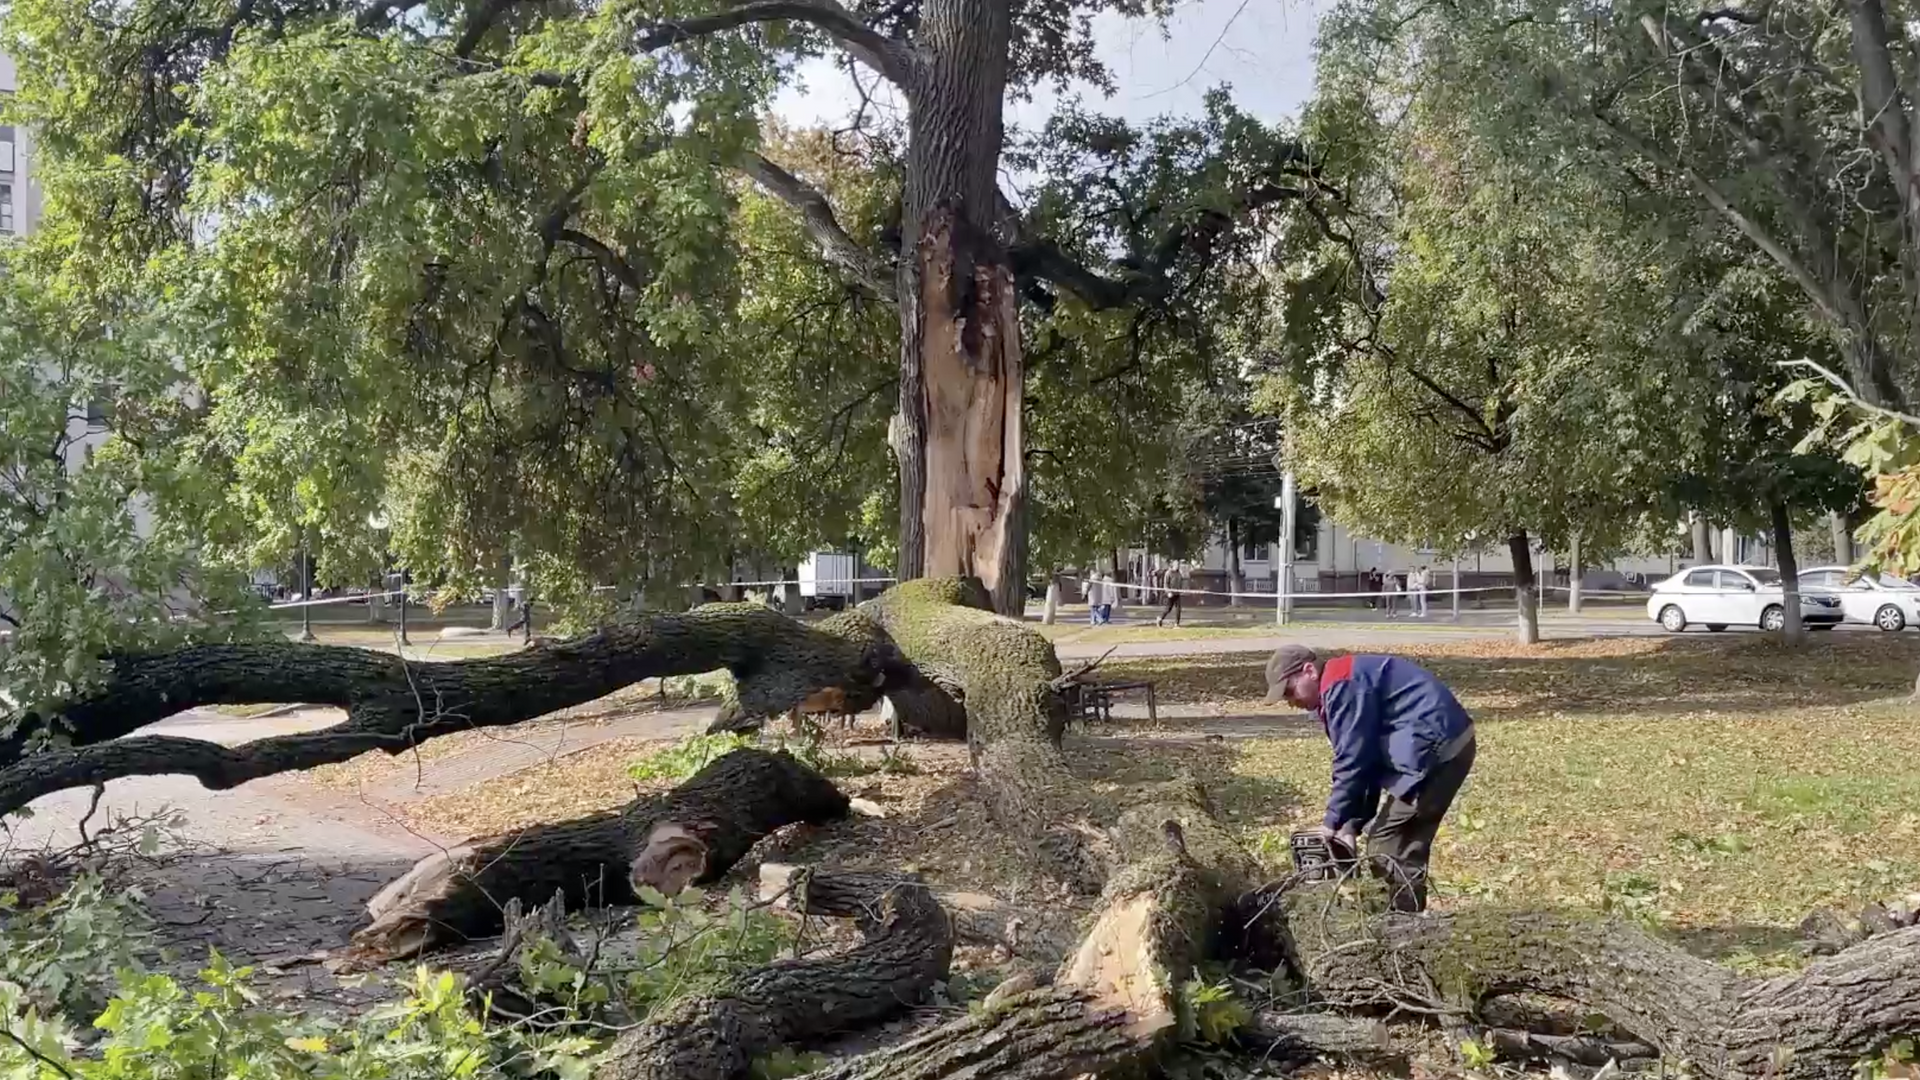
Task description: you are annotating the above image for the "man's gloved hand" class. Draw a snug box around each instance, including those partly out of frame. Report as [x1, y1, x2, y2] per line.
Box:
[1317, 824, 1361, 864]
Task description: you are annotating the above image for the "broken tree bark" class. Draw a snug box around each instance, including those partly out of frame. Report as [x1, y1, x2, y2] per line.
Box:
[1286, 898, 1920, 1080]
[0, 604, 901, 814]
[796, 780, 1272, 1080]
[340, 748, 849, 967]
[597, 869, 953, 1080]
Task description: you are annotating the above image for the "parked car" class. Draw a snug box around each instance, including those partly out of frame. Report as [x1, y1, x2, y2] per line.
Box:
[1799, 565, 1920, 631]
[1645, 565, 1844, 632]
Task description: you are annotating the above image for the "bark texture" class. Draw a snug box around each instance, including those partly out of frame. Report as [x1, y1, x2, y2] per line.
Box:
[598, 870, 952, 1080]
[1507, 532, 1539, 644]
[1771, 500, 1805, 641]
[1286, 898, 1920, 1080]
[340, 748, 849, 967]
[1, 604, 901, 814]
[892, 0, 1027, 616]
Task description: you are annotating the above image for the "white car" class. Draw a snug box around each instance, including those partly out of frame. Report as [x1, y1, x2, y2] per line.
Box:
[1646, 564, 1845, 633]
[1799, 566, 1920, 631]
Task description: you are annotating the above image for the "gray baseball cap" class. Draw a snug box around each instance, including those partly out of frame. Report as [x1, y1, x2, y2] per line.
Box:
[1264, 644, 1318, 702]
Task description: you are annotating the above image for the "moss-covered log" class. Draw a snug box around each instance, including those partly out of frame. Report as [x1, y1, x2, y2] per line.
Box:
[597, 869, 953, 1080]
[0, 604, 902, 815]
[856, 579, 1105, 882]
[337, 748, 848, 968]
[1286, 898, 1920, 1080]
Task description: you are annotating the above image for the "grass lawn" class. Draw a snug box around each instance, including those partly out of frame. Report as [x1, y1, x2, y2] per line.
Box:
[1099, 633, 1920, 965]
[301, 626, 1920, 971]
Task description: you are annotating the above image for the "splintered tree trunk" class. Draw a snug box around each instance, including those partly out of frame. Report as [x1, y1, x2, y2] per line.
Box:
[1771, 500, 1804, 642]
[1831, 510, 1855, 565]
[343, 749, 849, 967]
[1692, 511, 1713, 565]
[893, 0, 1026, 618]
[1507, 531, 1539, 644]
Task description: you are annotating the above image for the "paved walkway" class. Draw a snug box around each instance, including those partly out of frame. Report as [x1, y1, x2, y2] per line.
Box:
[9, 700, 720, 991]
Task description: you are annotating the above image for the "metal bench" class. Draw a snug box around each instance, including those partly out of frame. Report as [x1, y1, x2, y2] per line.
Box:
[1072, 679, 1158, 725]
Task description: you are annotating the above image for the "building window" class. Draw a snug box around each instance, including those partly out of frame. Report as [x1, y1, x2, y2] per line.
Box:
[0, 183, 13, 234]
[1242, 541, 1272, 564]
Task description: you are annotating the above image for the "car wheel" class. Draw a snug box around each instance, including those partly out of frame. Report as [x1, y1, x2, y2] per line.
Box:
[1659, 605, 1687, 633]
[1760, 605, 1786, 632]
[1876, 604, 1908, 632]
[1706, 624, 1727, 632]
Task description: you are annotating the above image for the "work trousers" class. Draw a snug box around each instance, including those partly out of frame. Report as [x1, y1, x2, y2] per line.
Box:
[1365, 737, 1476, 913]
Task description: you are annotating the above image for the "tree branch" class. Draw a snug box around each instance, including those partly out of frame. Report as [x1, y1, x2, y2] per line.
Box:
[739, 152, 898, 300]
[1779, 357, 1920, 427]
[454, 0, 524, 57]
[1008, 180, 1309, 311]
[0, 605, 907, 815]
[632, 0, 918, 89]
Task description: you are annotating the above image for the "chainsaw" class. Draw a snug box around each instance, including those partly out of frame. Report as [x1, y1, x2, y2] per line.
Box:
[1289, 830, 1359, 883]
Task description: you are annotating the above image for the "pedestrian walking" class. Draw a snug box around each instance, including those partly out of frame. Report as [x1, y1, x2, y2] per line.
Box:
[1365, 567, 1382, 609]
[1157, 561, 1187, 628]
[1384, 571, 1403, 618]
[1412, 565, 1431, 618]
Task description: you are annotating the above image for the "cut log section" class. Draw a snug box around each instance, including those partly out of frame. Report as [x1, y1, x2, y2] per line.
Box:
[338, 748, 849, 968]
[595, 868, 954, 1080]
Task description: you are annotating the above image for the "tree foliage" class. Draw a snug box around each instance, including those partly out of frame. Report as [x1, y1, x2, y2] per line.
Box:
[0, 254, 264, 715]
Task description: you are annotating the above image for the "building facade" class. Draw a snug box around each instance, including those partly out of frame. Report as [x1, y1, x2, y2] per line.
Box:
[0, 55, 42, 240]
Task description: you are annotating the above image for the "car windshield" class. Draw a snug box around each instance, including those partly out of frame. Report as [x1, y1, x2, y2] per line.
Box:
[1745, 569, 1783, 586]
[1877, 575, 1920, 590]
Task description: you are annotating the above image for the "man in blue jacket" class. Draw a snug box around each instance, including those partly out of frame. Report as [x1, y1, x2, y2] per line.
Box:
[1266, 644, 1476, 912]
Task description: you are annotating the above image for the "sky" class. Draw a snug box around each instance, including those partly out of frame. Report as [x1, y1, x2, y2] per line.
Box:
[769, 0, 1331, 134]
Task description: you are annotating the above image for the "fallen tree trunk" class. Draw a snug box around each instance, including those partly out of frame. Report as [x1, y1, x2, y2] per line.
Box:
[1240, 1012, 1400, 1068]
[337, 748, 849, 968]
[1287, 897, 1920, 1080]
[760, 864, 1077, 960]
[855, 579, 1106, 885]
[0, 604, 901, 815]
[597, 869, 953, 1080]
[793, 779, 1278, 1080]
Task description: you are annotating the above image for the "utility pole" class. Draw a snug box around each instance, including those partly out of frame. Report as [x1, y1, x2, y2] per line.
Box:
[1275, 471, 1297, 626]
